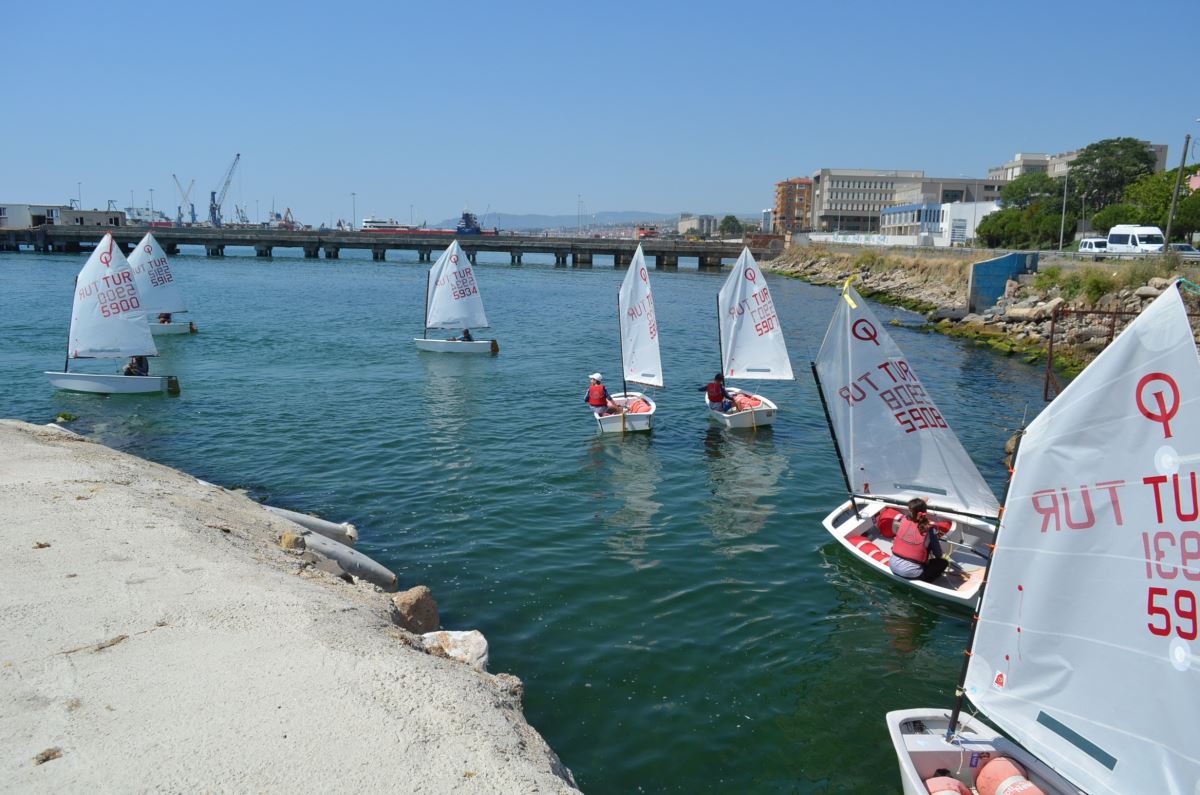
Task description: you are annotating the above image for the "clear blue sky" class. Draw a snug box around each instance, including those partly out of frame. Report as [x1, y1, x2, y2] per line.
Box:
[4, 0, 1196, 225]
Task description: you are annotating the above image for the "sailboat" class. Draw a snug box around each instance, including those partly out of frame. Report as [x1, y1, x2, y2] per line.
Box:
[706, 247, 792, 429]
[127, 232, 197, 335]
[596, 245, 660, 433]
[45, 233, 180, 395]
[812, 280, 999, 608]
[413, 241, 498, 354]
[887, 280, 1200, 794]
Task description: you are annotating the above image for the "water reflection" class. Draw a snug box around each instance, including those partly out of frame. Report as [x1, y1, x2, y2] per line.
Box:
[700, 426, 788, 554]
[587, 435, 664, 569]
[419, 353, 478, 476]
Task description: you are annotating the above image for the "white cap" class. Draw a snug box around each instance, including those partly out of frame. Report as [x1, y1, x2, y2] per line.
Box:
[589, 372, 603, 382]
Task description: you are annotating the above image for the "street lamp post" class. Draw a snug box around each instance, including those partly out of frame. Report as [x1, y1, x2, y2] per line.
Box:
[77, 181, 82, 209]
[149, 188, 155, 216]
[351, 193, 357, 231]
[1058, 169, 1069, 251]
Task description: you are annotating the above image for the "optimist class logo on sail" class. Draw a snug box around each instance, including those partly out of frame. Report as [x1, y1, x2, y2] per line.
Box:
[436, 254, 479, 301]
[78, 239, 142, 319]
[626, 267, 658, 339]
[727, 267, 780, 337]
[1023, 369, 1198, 650]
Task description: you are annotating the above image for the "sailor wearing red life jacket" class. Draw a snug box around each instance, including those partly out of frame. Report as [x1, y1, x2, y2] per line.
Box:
[584, 373, 618, 416]
[699, 373, 734, 412]
[887, 498, 949, 583]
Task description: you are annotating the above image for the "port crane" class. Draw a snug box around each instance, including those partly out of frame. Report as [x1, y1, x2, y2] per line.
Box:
[208, 153, 240, 227]
[172, 174, 196, 226]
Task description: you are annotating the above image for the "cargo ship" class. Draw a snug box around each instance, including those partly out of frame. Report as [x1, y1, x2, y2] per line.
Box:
[360, 211, 497, 236]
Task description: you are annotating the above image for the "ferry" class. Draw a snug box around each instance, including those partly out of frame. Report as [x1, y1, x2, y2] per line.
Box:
[360, 211, 498, 236]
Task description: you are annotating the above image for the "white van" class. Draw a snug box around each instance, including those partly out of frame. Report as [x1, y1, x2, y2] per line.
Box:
[1106, 224, 1164, 254]
[1078, 238, 1108, 259]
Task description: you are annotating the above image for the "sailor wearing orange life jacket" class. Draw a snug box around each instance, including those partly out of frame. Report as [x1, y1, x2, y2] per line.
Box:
[584, 373, 619, 416]
[699, 373, 734, 412]
[887, 498, 949, 583]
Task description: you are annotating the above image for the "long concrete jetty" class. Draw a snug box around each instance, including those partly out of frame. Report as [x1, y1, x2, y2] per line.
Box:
[1, 225, 771, 268]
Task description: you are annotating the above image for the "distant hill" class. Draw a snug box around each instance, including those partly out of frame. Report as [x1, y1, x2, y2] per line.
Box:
[432, 211, 680, 231]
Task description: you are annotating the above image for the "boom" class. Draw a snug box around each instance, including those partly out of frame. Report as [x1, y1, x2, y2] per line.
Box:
[208, 153, 240, 227]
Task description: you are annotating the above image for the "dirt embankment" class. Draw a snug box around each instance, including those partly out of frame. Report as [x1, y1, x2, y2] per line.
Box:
[764, 245, 1194, 375]
[0, 420, 579, 793]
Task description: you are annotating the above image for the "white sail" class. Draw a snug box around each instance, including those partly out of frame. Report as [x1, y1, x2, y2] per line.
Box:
[965, 283, 1200, 793]
[67, 234, 157, 359]
[718, 247, 793, 380]
[424, 241, 489, 329]
[814, 282, 999, 517]
[127, 232, 187, 315]
[618, 246, 663, 388]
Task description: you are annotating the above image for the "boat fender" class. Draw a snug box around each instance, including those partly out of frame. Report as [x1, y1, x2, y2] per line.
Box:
[846, 535, 891, 564]
[874, 507, 903, 538]
[490, 339, 500, 354]
[976, 757, 1045, 795]
[924, 776, 970, 795]
[166, 375, 181, 395]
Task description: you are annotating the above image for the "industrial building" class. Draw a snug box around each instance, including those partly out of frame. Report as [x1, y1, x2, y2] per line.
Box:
[0, 203, 125, 228]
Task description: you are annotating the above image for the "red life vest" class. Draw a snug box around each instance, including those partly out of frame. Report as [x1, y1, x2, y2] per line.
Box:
[891, 517, 929, 563]
[587, 384, 608, 406]
[705, 382, 725, 402]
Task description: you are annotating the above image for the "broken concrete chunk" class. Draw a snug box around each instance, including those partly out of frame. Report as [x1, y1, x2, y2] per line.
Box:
[391, 586, 440, 634]
[421, 630, 489, 671]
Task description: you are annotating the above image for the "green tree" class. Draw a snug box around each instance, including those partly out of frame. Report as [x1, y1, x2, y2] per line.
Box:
[1090, 203, 1141, 234]
[1069, 137, 1156, 211]
[718, 215, 743, 236]
[1000, 172, 1060, 209]
[1172, 191, 1200, 241]
[1123, 164, 1200, 232]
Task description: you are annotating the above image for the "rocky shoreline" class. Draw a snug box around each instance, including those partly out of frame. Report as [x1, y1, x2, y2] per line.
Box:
[0, 420, 578, 792]
[764, 245, 1191, 377]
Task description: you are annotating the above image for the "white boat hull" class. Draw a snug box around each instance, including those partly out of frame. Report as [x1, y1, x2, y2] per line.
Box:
[45, 371, 178, 395]
[413, 338, 498, 354]
[821, 497, 994, 608]
[886, 708, 1082, 795]
[150, 322, 196, 336]
[595, 392, 656, 433]
[705, 387, 777, 429]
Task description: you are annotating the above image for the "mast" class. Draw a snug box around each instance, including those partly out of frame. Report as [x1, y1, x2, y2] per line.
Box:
[617, 288, 628, 397]
[423, 268, 430, 339]
[63, 275, 77, 373]
[945, 429, 1024, 739]
[811, 361, 859, 519]
[715, 294, 725, 382]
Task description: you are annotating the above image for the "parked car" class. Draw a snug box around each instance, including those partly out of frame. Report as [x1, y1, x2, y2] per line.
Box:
[1078, 237, 1108, 260]
[1168, 242, 1200, 260]
[1106, 224, 1165, 254]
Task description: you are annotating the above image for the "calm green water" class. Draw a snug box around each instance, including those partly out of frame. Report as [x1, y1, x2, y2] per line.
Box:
[0, 246, 1047, 793]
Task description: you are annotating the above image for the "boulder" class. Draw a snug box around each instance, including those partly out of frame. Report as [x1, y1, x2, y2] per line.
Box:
[1149, 277, 1173, 290]
[1004, 306, 1041, 322]
[1004, 279, 1021, 298]
[1135, 285, 1163, 298]
[391, 585, 440, 634]
[421, 630, 489, 671]
[928, 307, 967, 322]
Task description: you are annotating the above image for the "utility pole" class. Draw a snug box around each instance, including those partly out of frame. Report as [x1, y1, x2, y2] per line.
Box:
[1164, 133, 1192, 247]
[1058, 169, 1069, 251]
[351, 192, 356, 230]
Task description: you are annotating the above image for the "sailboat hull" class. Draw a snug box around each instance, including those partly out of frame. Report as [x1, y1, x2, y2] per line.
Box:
[150, 322, 196, 336]
[705, 388, 777, 429]
[886, 709, 1082, 795]
[821, 497, 993, 609]
[595, 392, 655, 433]
[45, 371, 177, 395]
[413, 338, 498, 354]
